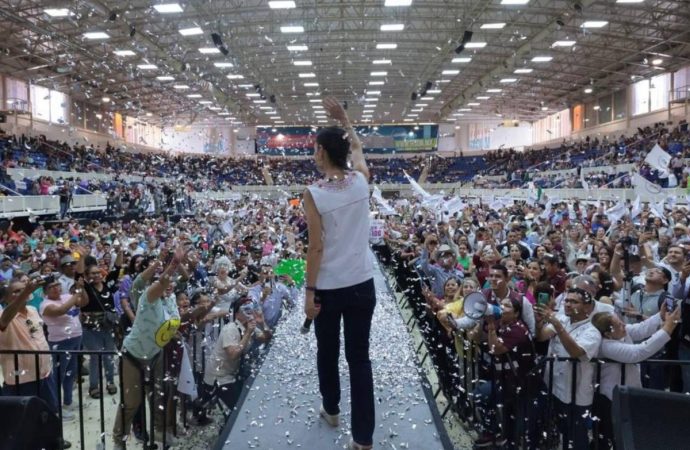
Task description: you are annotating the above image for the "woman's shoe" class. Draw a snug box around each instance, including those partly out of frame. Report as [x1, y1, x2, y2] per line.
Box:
[106, 383, 118, 395]
[88, 387, 101, 399]
[319, 404, 339, 427]
[349, 439, 373, 450]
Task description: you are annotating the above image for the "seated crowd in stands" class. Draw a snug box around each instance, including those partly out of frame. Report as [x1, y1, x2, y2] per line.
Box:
[2, 119, 687, 198]
[0, 199, 304, 448]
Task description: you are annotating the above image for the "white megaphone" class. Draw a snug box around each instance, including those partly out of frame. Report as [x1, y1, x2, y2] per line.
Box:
[462, 292, 503, 321]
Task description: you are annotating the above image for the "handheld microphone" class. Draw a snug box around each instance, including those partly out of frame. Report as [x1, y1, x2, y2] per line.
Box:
[300, 296, 321, 334]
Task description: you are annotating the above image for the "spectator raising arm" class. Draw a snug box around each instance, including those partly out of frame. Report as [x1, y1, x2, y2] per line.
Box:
[0, 279, 40, 331]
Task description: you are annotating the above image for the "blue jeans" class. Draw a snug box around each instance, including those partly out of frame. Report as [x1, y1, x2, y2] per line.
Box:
[82, 328, 116, 389]
[314, 278, 376, 446]
[50, 336, 82, 406]
[3, 375, 59, 414]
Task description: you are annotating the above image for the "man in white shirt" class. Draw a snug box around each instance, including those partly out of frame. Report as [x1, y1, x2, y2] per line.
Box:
[536, 288, 602, 450]
[199, 297, 271, 417]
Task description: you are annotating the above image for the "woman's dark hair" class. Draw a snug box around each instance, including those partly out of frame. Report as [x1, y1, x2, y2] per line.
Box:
[127, 254, 144, 276]
[316, 127, 350, 170]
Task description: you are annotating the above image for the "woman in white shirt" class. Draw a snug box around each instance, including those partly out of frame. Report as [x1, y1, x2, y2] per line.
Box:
[40, 278, 88, 416]
[590, 305, 680, 449]
[303, 97, 374, 450]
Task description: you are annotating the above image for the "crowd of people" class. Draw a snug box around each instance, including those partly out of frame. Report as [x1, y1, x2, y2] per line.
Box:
[0, 198, 306, 448]
[1, 113, 690, 449]
[1, 120, 687, 200]
[378, 185, 690, 448]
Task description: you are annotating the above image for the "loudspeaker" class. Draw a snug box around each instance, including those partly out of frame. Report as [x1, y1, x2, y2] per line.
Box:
[612, 386, 690, 450]
[0, 396, 61, 450]
[462, 292, 501, 320]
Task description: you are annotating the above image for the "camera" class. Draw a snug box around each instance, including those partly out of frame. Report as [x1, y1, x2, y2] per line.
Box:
[30, 272, 57, 285]
[619, 236, 638, 247]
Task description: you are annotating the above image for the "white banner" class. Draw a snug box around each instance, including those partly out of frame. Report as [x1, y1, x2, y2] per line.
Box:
[177, 344, 198, 400]
[369, 219, 385, 244]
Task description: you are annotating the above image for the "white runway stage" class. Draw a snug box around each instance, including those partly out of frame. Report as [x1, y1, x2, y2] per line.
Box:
[216, 255, 452, 449]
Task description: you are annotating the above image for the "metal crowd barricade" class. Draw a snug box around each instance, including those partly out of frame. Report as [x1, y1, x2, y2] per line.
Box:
[379, 248, 690, 450]
[0, 348, 181, 450]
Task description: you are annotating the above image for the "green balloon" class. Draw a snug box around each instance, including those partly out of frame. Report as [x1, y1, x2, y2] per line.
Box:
[274, 258, 306, 287]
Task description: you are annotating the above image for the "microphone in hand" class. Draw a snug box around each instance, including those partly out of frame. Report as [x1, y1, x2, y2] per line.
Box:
[300, 295, 321, 334]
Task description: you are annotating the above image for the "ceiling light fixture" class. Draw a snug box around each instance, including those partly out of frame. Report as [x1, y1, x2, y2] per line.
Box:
[500, 78, 517, 83]
[178, 27, 203, 36]
[137, 64, 158, 70]
[514, 68, 533, 73]
[268, 1, 296, 8]
[113, 50, 136, 56]
[44, 8, 72, 17]
[153, 3, 184, 14]
[281, 25, 304, 33]
[464, 42, 487, 48]
[199, 47, 221, 54]
[442, 70, 460, 75]
[480, 23, 506, 29]
[287, 45, 309, 51]
[83, 32, 110, 40]
[371, 71, 388, 76]
[452, 57, 472, 63]
[384, 0, 413, 6]
[380, 24, 405, 31]
[372, 59, 392, 64]
[581, 21, 608, 28]
[213, 62, 234, 68]
[376, 43, 398, 49]
[552, 40, 576, 47]
[298, 73, 316, 78]
[173, 84, 190, 89]
[293, 60, 313, 66]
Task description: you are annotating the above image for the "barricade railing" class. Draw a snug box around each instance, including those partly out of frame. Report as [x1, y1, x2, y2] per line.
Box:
[378, 249, 690, 450]
[0, 318, 227, 449]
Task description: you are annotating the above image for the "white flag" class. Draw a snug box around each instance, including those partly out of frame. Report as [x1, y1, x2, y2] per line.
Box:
[403, 170, 430, 199]
[644, 144, 672, 176]
[177, 344, 198, 400]
[371, 186, 397, 216]
[631, 195, 642, 219]
[605, 202, 627, 223]
[632, 173, 667, 203]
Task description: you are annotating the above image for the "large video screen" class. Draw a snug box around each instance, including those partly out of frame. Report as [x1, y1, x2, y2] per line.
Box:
[256, 125, 438, 155]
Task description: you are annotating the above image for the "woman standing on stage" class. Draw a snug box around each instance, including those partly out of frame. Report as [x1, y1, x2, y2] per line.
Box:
[303, 97, 376, 450]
